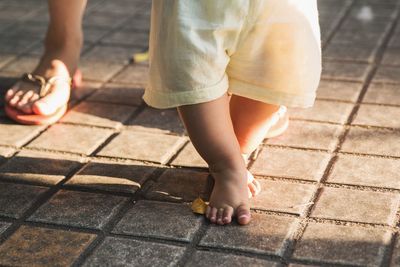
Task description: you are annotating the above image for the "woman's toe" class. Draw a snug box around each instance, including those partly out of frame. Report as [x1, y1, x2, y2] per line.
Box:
[20, 102, 33, 114]
[5, 88, 16, 102]
[9, 93, 23, 106]
[32, 83, 70, 115]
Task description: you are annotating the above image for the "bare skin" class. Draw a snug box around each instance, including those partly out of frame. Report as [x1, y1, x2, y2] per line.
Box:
[178, 94, 280, 225]
[5, 0, 87, 116]
[230, 95, 280, 155]
[231, 95, 280, 198]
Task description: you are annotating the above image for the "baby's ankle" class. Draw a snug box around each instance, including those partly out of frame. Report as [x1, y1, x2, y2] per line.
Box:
[208, 157, 246, 177]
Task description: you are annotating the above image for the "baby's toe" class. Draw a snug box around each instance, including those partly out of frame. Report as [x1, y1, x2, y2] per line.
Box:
[222, 207, 234, 224]
[236, 205, 251, 225]
[16, 91, 34, 108]
[205, 206, 211, 219]
[217, 208, 225, 225]
[247, 171, 261, 197]
[248, 182, 257, 198]
[208, 206, 218, 224]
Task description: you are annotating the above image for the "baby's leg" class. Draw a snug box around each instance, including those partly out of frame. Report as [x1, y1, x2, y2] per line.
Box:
[230, 95, 280, 155]
[177, 94, 251, 225]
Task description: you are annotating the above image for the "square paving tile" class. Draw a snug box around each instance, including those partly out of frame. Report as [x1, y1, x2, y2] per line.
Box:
[0, 182, 48, 218]
[111, 64, 148, 87]
[171, 142, 207, 168]
[0, 146, 14, 158]
[0, 34, 37, 54]
[392, 237, 400, 266]
[340, 17, 391, 32]
[316, 80, 363, 102]
[200, 214, 299, 256]
[69, 81, 102, 103]
[341, 127, 400, 157]
[82, 27, 109, 43]
[289, 100, 354, 124]
[0, 225, 95, 266]
[27, 124, 113, 155]
[330, 29, 386, 47]
[0, 222, 10, 235]
[0, 120, 44, 147]
[250, 179, 316, 215]
[145, 168, 211, 202]
[293, 223, 391, 266]
[83, 11, 129, 29]
[113, 200, 203, 242]
[1, 55, 39, 74]
[97, 130, 186, 164]
[27, 41, 91, 57]
[127, 107, 185, 135]
[311, 187, 399, 225]
[328, 154, 400, 189]
[90, 1, 145, 15]
[321, 61, 371, 82]
[363, 83, 400, 105]
[389, 32, 400, 48]
[186, 250, 279, 267]
[250, 147, 331, 181]
[83, 237, 185, 267]
[382, 48, 400, 67]
[373, 66, 400, 84]
[29, 190, 128, 229]
[66, 161, 155, 194]
[101, 30, 149, 47]
[352, 104, 400, 128]
[0, 150, 82, 185]
[5, 20, 47, 38]
[83, 45, 134, 64]
[267, 121, 343, 151]
[323, 44, 378, 63]
[0, 53, 16, 69]
[79, 59, 126, 82]
[122, 15, 151, 32]
[86, 83, 144, 106]
[349, 4, 398, 20]
[61, 101, 138, 128]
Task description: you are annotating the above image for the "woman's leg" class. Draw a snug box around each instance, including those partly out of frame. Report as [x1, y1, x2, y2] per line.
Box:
[177, 94, 251, 225]
[5, 0, 87, 116]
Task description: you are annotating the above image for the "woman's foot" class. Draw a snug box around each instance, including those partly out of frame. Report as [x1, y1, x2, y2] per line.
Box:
[5, 60, 73, 116]
[206, 167, 251, 226]
[5, 42, 82, 117]
[4, 20, 83, 120]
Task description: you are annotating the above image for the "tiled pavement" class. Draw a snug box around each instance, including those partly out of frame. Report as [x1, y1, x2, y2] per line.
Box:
[0, 0, 399, 266]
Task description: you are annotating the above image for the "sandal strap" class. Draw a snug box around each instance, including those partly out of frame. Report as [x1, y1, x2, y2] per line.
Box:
[21, 73, 72, 98]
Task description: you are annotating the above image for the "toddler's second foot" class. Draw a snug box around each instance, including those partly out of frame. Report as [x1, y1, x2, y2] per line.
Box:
[206, 168, 251, 225]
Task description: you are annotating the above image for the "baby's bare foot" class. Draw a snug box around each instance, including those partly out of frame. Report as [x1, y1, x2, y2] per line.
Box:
[247, 171, 261, 197]
[206, 168, 251, 225]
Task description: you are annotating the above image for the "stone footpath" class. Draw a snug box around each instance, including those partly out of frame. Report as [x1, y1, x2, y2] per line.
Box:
[0, 0, 399, 266]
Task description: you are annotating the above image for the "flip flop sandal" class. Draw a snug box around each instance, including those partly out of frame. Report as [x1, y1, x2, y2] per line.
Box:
[5, 70, 81, 125]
